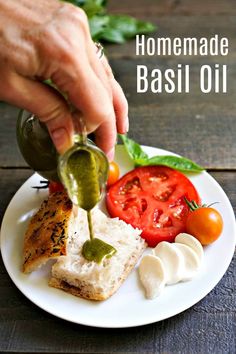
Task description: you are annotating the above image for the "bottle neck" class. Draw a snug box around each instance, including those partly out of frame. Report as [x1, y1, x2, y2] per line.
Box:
[73, 133, 87, 145]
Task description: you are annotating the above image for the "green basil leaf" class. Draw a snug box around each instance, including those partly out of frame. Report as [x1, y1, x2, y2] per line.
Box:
[89, 15, 109, 38]
[119, 134, 148, 162]
[119, 134, 204, 173]
[141, 155, 204, 173]
[81, 0, 105, 17]
[101, 15, 155, 43]
[100, 27, 126, 44]
[109, 15, 155, 38]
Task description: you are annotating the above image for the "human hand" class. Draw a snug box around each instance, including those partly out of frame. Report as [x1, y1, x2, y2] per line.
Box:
[0, 0, 128, 159]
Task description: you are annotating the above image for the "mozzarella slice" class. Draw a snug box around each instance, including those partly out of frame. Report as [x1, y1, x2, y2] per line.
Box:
[175, 233, 204, 261]
[173, 243, 201, 281]
[139, 255, 166, 299]
[153, 241, 184, 285]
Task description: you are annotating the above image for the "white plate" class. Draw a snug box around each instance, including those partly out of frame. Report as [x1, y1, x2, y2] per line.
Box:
[1, 145, 236, 328]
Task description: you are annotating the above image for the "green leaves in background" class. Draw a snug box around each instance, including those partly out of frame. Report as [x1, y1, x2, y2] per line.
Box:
[62, 0, 155, 43]
[97, 15, 155, 44]
[119, 135, 205, 173]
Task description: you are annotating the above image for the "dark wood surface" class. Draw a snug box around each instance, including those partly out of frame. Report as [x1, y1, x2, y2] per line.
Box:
[0, 0, 235, 353]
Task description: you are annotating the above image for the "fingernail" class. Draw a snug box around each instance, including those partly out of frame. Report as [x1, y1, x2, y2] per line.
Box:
[51, 128, 71, 154]
[125, 117, 129, 133]
[107, 147, 115, 162]
[121, 117, 129, 134]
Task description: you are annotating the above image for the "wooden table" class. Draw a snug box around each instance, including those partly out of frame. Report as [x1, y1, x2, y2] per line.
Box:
[0, 0, 235, 353]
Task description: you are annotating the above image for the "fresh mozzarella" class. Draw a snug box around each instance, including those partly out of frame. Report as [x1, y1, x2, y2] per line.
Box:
[139, 233, 204, 299]
[139, 255, 166, 299]
[153, 241, 184, 285]
[175, 233, 204, 261]
[173, 243, 201, 281]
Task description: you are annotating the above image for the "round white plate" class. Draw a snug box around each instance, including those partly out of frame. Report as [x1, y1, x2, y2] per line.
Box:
[1, 145, 236, 328]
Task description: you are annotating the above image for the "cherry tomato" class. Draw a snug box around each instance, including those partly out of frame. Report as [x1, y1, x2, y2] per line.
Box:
[186, 207, 223, 245]
[49, 181, 64, 194]
[107, 161, 120, 187]
[106, 166, 200, 247]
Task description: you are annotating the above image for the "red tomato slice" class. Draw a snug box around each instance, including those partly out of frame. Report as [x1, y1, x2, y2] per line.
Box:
[106, 166, 200, 247]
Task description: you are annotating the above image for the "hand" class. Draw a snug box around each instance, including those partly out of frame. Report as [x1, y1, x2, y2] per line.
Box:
[0, 0, 128, 159]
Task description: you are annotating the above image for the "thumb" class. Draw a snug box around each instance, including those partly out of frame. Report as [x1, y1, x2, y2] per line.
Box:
[1, 72, 74, 154]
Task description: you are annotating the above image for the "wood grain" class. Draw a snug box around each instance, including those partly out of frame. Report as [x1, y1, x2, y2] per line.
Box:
[0, 169, 32, 223]
[0, 103, 25, 167]
[109, 56, 236, 168]
[108, 0, 236, 17]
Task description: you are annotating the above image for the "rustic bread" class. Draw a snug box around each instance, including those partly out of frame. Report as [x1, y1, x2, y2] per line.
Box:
[23, 192, 146, 300]
[23, 191, 74, 273]
[49, 208, 146, 300]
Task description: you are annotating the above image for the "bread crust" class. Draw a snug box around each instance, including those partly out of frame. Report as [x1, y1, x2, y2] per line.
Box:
[49, 242, 146, 301]
[23, 191, 72, 273]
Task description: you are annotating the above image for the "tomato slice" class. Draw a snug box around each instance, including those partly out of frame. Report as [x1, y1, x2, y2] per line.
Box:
[106, 166, 200, 247]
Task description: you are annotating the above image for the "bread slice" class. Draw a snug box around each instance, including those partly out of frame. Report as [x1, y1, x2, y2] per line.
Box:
[23, 191, 74, 273]
[49, 208, 146, 300]
[23, 191, 146, 300]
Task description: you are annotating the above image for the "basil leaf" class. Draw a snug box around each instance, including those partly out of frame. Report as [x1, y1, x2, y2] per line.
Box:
[89, 15, 109, 38]
[101, 15, 156, 43]
[119, 134, 148, 162]
[119, 134, 204, 173]
[141, 155, 204, 173]
[108, 15, 155, 38]
[101, 27, 126, 44]
[81, 0, 105, 17]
